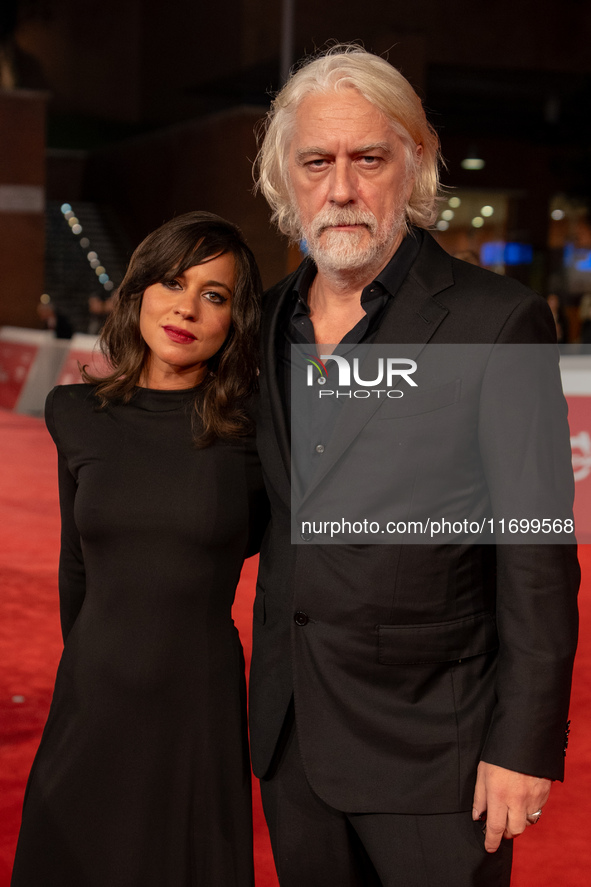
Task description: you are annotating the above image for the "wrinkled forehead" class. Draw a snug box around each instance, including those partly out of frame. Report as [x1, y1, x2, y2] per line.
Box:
[289, 89, 408, 164]
[289, 87, 413, 155]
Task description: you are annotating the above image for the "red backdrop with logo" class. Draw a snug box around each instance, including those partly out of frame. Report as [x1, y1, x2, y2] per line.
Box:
[567, 396, 591, 543]
[56, 350, 109, 386]
[0, 342, 38, 410]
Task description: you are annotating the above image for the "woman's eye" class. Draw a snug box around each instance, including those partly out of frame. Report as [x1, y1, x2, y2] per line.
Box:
[204, 291, 227, 304]
[163, 279, 182, 290]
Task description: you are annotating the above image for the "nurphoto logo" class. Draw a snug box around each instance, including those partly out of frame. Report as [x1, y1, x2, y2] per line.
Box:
[305, 353, 418, 399]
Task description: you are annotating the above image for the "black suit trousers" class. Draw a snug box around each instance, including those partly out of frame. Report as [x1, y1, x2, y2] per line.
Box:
[260, 708, 513, 887]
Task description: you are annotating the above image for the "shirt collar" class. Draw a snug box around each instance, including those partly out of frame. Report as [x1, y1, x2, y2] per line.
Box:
[290, 227, 423, 314]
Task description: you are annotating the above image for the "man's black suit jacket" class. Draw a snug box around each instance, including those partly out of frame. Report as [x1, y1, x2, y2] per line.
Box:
[250, 231, 580, 814]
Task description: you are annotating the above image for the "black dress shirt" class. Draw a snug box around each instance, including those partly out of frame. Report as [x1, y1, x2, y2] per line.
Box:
[281, 230, 422, 492]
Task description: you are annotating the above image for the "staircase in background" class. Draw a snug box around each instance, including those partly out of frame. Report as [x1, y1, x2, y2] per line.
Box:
[44, 201, 131, 334]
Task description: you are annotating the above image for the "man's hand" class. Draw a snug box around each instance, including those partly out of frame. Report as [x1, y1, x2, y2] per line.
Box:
[472, 761, 551, 853]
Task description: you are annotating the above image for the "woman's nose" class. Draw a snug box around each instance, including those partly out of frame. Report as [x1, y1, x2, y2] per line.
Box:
[174, 295, 199, 321]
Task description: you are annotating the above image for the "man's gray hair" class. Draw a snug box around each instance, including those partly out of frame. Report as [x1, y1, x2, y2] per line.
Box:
[255, 45, 442, 241]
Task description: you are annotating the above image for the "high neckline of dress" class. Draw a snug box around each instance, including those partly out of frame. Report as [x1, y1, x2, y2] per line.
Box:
[131, 386, 199, 412]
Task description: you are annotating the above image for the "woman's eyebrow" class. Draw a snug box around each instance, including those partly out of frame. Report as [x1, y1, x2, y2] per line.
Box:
[203, 279, 233, 295]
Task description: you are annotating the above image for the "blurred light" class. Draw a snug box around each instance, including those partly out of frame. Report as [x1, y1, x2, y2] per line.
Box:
[68, 217, 78, 227]
[87, 251, 98, 260]
[436, 220, 449, 231]
[504, 242, 533, 265]
[551, 209, 565, 221]
[441, 209, 454, 221]
[98, 273, 109, 284]
[90, 259, 100, 269]
[104, 281, 114, 292]
[95, 265, 106, 276]
[472, 217, 484, 228]
[481, 206, 494, 217]
[462, 158, 485, 170]
[40, 293, 51, 305]
[60, 203, 72, 214]
[461, 146, 485, 170]
[482, 241, 533, 266]
[448, 197, 461, 208]
[65, 211, 75, 220]
[481, 242, 504, 265]
[72, 224, 82, 235]
[574, 250, 591, 271]
[80, 237, 90, 248]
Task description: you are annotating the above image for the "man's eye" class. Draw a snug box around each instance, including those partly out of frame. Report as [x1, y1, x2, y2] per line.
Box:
[307, 159, 328, 169]
[360, 156, 379, 165]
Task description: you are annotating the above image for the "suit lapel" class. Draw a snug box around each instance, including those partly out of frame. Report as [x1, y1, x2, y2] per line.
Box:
[375, 232, 454, 346]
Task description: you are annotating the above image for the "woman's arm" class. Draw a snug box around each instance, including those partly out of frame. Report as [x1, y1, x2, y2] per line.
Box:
[46, 388, 86, 642]
[55, 449, 86, 641]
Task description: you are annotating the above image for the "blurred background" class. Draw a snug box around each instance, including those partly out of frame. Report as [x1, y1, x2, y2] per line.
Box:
[2, 0, 591, 342]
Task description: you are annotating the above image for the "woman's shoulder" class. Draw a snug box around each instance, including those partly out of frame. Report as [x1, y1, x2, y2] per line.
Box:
[45, 384, 101, 446]
[46, 383, 100, 413]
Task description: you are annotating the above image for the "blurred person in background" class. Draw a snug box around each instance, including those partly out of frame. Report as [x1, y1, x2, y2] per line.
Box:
[87, 293, 114, 335]
[37, 297, 74, 339]
[546, 292, 569, 344]
[579, 291, 591, 343]
[453, 248, 481, 266]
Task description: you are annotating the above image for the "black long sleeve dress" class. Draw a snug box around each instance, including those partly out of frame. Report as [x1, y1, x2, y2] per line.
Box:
[11, 384, 268, 887]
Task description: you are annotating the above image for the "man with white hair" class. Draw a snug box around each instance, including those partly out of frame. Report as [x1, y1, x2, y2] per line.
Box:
[251, 46, 579, 886]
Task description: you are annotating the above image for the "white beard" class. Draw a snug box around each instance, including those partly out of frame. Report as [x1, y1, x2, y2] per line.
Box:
[299, 205, 407, 279]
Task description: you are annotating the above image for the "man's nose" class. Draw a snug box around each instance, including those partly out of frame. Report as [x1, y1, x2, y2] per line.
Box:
[329, 160, 357, 206]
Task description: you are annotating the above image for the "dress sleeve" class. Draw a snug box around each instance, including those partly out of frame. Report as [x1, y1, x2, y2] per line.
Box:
[46, 388, 87, 643]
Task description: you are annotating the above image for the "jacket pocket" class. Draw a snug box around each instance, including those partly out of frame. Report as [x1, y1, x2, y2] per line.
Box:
[377, 611, 498, 664]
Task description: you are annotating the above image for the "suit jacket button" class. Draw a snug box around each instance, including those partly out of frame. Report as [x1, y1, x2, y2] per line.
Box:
[294, 611, 309, 626]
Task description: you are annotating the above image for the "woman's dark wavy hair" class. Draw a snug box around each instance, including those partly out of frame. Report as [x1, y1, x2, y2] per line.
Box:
[82, 211, 262, 447]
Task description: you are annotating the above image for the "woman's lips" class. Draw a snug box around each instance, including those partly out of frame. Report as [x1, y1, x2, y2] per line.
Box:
[163, 325, 196, 344]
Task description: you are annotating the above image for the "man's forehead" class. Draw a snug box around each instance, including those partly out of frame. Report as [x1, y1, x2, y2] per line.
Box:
[296, 88, 381, 119]
[291, 101, 402, 157]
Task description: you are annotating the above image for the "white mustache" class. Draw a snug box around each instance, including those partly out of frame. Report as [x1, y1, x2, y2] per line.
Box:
[311, 208, 378, 238]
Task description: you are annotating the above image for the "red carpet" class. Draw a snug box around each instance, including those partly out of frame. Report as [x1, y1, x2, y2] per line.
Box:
[1, 408, 589, 886]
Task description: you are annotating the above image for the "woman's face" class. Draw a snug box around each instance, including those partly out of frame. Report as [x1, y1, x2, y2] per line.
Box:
[139, 253, 235, 389]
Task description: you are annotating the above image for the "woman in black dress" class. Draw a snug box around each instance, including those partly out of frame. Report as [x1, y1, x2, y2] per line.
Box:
[11, 212, 268, 887]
